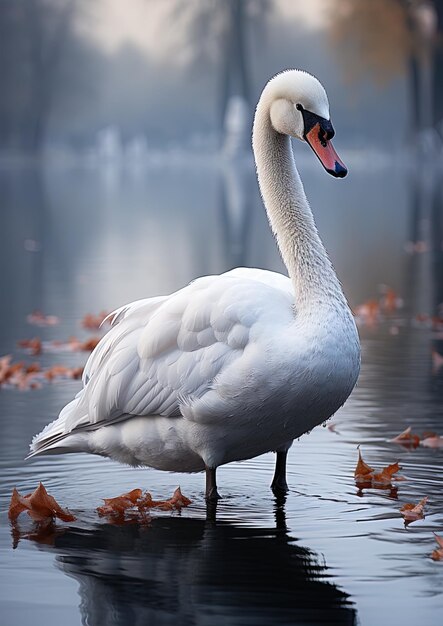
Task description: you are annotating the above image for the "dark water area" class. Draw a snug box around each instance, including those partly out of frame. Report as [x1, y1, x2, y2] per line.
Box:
[0, 154, 443, 626]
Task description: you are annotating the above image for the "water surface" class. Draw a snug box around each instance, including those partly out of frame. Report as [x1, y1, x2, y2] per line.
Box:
[1, 156, 442, 626]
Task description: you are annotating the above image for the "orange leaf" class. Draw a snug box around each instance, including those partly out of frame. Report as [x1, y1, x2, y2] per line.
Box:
[391, 426, 420, 448]
[8, 487, 33, 521]
[169, 486, 192, 508]
[82, 311, 110, 330]
[17, 337, 42, 356]
[400, 496, 428, 523]
[421, 435, 443, 448]
[26, 311, 59, 326]
[97, 487, 192, 519]
[8, 483, 75, 523]
[97, 488, 143, 517]
[139, 487, 192, 511]
[354, 449, 403, 489]
[354, 448, 374, 480]
[431, 534, 443, 561]
[372, 461, 401, 486]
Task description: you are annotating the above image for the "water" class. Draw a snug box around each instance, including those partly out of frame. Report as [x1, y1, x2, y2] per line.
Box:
[1, 154, 443, 626]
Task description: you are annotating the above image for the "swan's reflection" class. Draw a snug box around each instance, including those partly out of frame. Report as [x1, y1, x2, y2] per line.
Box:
[19, 500, 357, 626]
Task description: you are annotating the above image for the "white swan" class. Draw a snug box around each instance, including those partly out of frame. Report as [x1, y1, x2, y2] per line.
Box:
[29, 70, 360, 500]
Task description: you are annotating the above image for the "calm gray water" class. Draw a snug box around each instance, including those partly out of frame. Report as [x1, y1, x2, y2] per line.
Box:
[0, 154, 443, 626]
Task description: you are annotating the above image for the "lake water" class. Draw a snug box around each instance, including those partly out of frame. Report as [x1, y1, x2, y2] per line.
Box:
[0, 152, 443, 626]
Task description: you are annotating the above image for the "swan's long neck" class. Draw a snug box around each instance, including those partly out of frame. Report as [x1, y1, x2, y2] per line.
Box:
[253, 97, 347, 314]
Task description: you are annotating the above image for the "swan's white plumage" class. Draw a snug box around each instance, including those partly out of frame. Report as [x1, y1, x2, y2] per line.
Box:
[29, 69, 360, 478]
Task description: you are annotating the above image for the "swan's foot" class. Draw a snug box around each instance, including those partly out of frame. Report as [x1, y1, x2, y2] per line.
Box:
[271, 450, 289, 494]
[205, 466, 221, 501]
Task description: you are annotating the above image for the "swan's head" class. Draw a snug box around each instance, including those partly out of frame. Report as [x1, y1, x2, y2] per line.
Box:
[266, 69, 347, 178]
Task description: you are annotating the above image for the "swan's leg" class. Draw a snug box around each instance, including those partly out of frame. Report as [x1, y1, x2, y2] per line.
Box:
[271, 449, 290, 494]
[205, 466, 221, 501]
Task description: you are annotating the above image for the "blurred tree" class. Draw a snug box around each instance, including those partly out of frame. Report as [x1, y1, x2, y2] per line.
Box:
[171, 0, 271, 149]
[0, 0, 82, 153]
[329, 0, 443, 136]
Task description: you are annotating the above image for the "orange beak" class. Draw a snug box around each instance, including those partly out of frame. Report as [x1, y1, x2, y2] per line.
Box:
[305, 123, 347, 178]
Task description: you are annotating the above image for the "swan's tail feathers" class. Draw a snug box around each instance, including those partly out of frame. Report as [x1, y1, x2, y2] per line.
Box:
[26, 433, 88, 459]
[27, 398, 89, 459]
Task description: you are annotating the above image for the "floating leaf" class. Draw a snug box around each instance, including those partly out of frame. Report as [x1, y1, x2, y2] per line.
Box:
[431, 533, 443, 561]
[421, 435, 443, 449]
[8, 483, 75, 523]
[400, 496, 428, 524]
[82, 311, 110, 330]
[354, 447, 375, 485]
[26, 311, 59, 326]
[0, 356, 83, 390]
[354, 448, 403, 489]
[97, 488, 143, 517]
[371, 462, 401, 487]
[97, 487, 192, 520]
[391, 426, 420, 449]
[17, 338, 42, 356]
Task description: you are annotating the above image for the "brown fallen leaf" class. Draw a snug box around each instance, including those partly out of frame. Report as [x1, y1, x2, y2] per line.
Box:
[380, 287, 402, 314]
[354, 299, 380, 327]
[49, 336, 101, 353]
[97, 488, 143, 517]
[400, 496, 428, 524]
[97, 487, 192, 520]
[27, 311, 59, 326]
[354, 447, 375, 486]
[139, 487, 192, 511]
[354, 448, 403, 488]
[82, 311, 110, 330]
[8, 483, 75, 523]
[0, 355, 13, 383]
[0, 356, 82, 390]
[421, 435, 443, 448]
[431, 533, 443, 561]
[44, 364, 83, 381]
[391, 426, 420, 449]
[371, 462, 402, 487]
[17, 337, 42, 356]
[168, 486, 192, 508]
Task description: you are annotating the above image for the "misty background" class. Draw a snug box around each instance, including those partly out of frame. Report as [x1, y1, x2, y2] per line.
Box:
[3, 0, 439, 157]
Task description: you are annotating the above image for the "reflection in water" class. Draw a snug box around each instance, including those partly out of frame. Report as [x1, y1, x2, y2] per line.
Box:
[217, 157, 255, 268]
[404, 168, 443, 389]
[19, 501, 356, 626]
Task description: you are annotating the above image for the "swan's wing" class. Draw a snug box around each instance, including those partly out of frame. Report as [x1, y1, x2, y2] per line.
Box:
[30, 274, 294, 453]
[82, 295, 167, 385]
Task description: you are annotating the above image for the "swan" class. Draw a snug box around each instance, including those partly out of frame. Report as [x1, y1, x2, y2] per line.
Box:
[29, 70, 361, 501]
